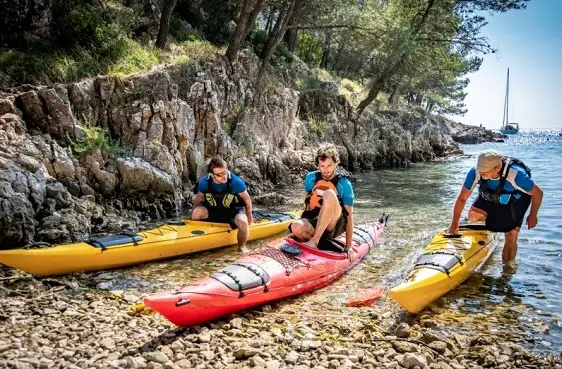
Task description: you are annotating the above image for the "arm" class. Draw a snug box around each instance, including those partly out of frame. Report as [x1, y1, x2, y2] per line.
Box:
[238, 190, 253, 224]
[526, 184, 543, 229]
[344, 205, 354, 250]
[447, 187, 471, 233]
[191, 192, 205, 217]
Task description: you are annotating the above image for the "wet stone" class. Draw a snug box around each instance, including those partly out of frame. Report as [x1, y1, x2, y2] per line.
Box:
[395, 323, 411, 338]
[285, 350, 300, 364]
[250, 355, 267, 367]
[200, 351, 214, 360]
[175, 359, 192, 369]
[144, 351, 169, 364]
[265, 360, 280, 369]
[198, 331, 212, 343]
[99, 338, 116, 350]
[230, 318, 243, 329]
[328, 360, 340, 369]
[428, 340, 448, 354]
[392, 341, 418, 353]
[399, 353, 427, 369]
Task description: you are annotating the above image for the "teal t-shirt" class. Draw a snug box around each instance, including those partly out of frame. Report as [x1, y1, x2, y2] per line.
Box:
[304, 171, 354, 206]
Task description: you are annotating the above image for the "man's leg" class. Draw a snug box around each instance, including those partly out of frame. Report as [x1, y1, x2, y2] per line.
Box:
[503, 227, 520, 263]
[468, 207, 487, 222]
[306, 190, 342, 247]
[467, 195, 489, 224]
[289, 219, 316, 241]
[191, 206, 209, 220]
[502, 195, 531, 264]
[233, 213, 250, 254]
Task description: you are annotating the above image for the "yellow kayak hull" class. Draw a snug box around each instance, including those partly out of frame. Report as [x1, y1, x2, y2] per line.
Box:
[389, 225, 498, 314]
[0, 211, 299, 276]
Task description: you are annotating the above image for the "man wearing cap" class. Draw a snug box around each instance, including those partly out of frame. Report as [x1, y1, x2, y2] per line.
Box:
[447, 150, 543, 263]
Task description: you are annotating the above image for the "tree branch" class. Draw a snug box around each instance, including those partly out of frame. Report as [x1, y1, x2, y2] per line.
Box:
[415, 37, 494, 52]
[286, 24, 380, 36]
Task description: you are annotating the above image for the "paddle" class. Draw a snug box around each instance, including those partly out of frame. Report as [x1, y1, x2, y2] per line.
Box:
[346, 286, 385, 307]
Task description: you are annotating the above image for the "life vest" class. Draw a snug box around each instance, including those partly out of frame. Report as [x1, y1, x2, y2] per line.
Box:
[478, 157, 531, 204]
[202, 171, 242, 209]
[305, 171, 348, 211]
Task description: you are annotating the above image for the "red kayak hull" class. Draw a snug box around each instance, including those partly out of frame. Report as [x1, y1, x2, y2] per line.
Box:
[144, 217, 387, 327]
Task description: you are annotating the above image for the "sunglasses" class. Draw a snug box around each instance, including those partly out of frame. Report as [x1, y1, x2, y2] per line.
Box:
[212, 171, 227, 178]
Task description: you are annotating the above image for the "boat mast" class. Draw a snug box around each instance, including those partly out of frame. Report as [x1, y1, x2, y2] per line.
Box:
[502, 68, 510, 129]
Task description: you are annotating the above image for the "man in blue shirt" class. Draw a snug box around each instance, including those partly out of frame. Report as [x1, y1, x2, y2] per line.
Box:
[289, 144, 355, 253]
[447, 150, 543, 263]
[192, 157, 253, 254]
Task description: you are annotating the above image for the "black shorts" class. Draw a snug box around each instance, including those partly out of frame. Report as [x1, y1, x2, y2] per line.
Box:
[204, 205, 244, 229]
[472, 194, 531, 232]
[300, 208, 347, 244]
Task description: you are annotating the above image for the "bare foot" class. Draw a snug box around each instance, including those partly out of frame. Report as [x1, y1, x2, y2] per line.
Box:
[302, 240, 318, 249]
[239, 246, 250, 255]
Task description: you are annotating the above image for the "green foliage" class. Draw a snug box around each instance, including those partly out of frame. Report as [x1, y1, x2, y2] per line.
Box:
[108, 40, 160, 77]
[222, 101, 245, 136]
[51, 0, 115, 50]
[71, 120, 132, 159]
[169, 18, 201, 43]
[295, 32, 324, 65]
[175, 0, 238, 45]
[338, 78, 365, 105]
[249, 29, 269, 56]
[249, 29, 294, 66]
[0, 0, 163, 84]
[295, 75, 323, 91]
[172, 40, 223, 62]
[0, 37, 160, 84]
[1, 0, 528, 118]
[271, 42, 294, 66]
[307, 114, 327, 138]
[233, 101, 245, 120]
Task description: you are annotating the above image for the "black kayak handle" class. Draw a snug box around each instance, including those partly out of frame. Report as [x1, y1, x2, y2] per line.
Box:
[443, 233, 462, 239]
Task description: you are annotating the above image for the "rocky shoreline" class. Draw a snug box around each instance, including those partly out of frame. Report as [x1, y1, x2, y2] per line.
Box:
[1, 266, 560, 369]
[0, 49, 502, 250]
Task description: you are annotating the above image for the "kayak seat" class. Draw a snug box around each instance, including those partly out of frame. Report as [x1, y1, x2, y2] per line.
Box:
[87, 232, 143, 250]
[413, 251, 463, 276]
[211, 262, 271, 296]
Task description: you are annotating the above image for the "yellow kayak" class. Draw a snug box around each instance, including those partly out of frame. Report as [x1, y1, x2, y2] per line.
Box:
[389, 224, 498, 314]
[0, 211, 299, 276]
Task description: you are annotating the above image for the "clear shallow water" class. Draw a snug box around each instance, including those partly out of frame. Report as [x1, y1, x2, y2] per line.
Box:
[114, 129, 562, 354]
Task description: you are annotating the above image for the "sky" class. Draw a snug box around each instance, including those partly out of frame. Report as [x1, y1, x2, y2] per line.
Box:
[456, 0, 562, 129]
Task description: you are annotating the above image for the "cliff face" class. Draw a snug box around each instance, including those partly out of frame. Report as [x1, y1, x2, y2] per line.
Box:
[0, 51, 487, 248]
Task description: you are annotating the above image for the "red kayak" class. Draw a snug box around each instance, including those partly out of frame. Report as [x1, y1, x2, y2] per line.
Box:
[144, 214, 389, 327]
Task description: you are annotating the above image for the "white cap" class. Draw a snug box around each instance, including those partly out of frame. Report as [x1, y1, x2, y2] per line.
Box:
[476, 150, 504, 172]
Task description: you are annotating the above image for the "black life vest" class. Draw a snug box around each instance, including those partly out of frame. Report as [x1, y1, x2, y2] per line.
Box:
[305, 171, 349, 215]
[478, 157, 531, 204]
[202, 172, 243, 209]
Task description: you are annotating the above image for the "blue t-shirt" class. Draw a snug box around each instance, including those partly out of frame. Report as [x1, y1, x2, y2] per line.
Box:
[304, 171, 354, 206]
[463, 164, 534, 203]
[197, 172, 247, 194]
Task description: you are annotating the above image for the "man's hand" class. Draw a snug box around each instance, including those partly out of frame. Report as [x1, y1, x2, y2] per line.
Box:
[446, 223, 459, 234]
[345, 248, 355, 262]
[526, 214, 538, 229]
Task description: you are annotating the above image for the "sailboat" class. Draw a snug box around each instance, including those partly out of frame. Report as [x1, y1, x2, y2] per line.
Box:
[500, 68, 520, 135]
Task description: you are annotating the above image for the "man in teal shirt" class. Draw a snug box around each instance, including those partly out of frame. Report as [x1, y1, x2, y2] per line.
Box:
[289, 144, 355, 253]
